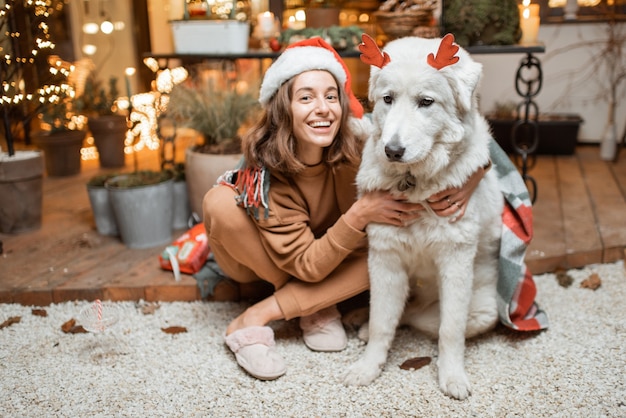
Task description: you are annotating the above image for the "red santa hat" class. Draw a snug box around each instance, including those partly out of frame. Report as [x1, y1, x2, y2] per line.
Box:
[258, 37, 364, 119]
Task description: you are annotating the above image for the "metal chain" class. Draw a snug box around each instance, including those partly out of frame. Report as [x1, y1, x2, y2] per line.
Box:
[512, 53, 543, 203]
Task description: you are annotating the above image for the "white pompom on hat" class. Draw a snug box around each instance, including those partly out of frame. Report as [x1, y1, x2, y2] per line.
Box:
[258, 37, 364, 119]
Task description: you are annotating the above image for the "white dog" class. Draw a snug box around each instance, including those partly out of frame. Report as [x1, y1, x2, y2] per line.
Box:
[342, 34, 504, 400]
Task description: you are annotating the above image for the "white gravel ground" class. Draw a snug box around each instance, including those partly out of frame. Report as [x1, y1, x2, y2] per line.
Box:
[1, 261, 625, 417]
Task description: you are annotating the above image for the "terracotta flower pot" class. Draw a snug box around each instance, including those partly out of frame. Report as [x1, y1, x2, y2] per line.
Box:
[32, 130, 86, 177]
[88, 115, 127, 168]
[305, 7, 340, 28]
[185, 147, 242, 217]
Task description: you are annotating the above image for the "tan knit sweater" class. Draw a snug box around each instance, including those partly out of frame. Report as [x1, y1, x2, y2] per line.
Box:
[253, 162, 368, 287]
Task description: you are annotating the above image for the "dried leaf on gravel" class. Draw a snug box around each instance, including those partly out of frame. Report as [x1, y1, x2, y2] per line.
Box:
[399, 356, 431, 371]
[555, 268, 574, 288]
[140, 302, 160, 315]
[580, 273, 602, 290]
[31, 309, 47, 317]
[161, 326, 187, 334]
[61, 318, 88, 334]
[0, 316, 21, 329]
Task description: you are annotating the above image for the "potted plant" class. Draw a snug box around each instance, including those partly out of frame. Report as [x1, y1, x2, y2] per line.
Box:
[0, 2, 70, 233]
[166, 79, 260, 216]
[304, 0, 343, 28]
[486, 100, 583, 155]
[163, 161, 191, 230]
[105, 169, 176, 249]
[170, 0, 251, 54]
[86, 172, 121, 236]
[31, 84, 88, 177]
[76, 73, 128, 168]
[540, 10, 625, 161]
[0, 148, 44, 234]
[442, 0, 521, 47]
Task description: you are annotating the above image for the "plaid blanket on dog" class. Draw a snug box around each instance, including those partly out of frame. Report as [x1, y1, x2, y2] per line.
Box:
[490, 140, 549, 331]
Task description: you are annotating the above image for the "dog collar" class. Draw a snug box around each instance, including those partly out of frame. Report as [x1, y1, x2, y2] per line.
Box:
[398, 172, 416, 192]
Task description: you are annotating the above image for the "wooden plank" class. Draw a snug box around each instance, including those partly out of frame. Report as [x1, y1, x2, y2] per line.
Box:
[609, 155, 626, 199]
[557, 156, 603, 268]
[1, 222, 117, 294]
[526, 155, 566, 274]
[11, 290, 54, 306]
[578, 147, 626, 263]
[51, 242, 163, 302]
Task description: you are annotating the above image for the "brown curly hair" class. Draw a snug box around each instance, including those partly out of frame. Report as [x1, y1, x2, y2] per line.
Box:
[241, 72, 362, 175]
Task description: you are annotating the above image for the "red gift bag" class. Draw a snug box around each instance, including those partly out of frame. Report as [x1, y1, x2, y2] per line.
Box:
[159, 223, 210, 278]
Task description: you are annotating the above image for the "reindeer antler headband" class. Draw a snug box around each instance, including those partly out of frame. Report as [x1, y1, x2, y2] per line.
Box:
[358, 33, 460, 70]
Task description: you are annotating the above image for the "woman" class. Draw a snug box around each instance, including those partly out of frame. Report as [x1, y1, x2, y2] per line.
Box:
[203, 38, 488, 380]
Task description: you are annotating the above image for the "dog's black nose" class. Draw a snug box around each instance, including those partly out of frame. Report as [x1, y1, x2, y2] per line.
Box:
[385, 145, 405, 161]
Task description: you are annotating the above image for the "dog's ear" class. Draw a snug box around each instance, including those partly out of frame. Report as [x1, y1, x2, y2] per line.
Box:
[446, 57, 483, 116]
[428, 34, 482, 115]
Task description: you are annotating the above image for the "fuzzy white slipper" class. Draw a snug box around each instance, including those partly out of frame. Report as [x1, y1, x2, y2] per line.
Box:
[300, 305, 347, 352]
[224, 326, 286, 380]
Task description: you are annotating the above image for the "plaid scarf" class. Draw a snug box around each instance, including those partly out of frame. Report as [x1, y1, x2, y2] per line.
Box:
[215, 142, 549, 332]
[490, 140, 549, 331]
[217, 159, 270, 220]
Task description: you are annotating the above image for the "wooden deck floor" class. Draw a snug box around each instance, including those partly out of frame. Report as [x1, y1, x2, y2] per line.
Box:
[1, 145, 625, 306]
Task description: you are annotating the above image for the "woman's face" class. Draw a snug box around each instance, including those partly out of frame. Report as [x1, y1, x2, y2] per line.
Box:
[290, 70, 342, 165]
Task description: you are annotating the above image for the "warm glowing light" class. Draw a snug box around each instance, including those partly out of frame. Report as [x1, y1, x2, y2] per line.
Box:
[82, 22, 99, 34]
[126, 92, 163, 151]
[82, 44, 97, 55]
[100, 20, 114, 35]
[143, 57, 159, 72]
[155, 67, 188, 93]
[81, 146, 99, 161]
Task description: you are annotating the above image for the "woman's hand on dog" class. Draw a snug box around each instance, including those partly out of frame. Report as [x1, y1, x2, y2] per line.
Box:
[427, 166, 486, 223]
[345, 190, 425, 230]
[346, 166, 485, 230]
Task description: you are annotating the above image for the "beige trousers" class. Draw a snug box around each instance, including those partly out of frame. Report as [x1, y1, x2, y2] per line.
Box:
[203, 185, 370, 320]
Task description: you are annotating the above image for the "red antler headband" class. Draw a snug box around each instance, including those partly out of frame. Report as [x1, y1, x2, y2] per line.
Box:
[427, 33, 460, 70]
[358, 33, 460, 71]
[358, 34, 390, 68]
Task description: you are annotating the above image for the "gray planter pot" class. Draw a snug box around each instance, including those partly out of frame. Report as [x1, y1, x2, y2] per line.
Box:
[0, 150, 44, 234]
[86, 184, 119, 236]
[105, 174, 174, 249]
[173, 180, 191, 230]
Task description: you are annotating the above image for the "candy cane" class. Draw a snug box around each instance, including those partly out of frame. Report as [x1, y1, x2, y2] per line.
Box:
[95, 299, 103, 331]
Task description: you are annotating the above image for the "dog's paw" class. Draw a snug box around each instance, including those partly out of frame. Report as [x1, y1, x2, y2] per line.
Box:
[342, 360, 381, 386]
[439, 373, 472, 400]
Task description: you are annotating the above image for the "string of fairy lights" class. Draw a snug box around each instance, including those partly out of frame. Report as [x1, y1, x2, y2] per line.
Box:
[0, 1, 74, 113]
[1, 0, 186, 159]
